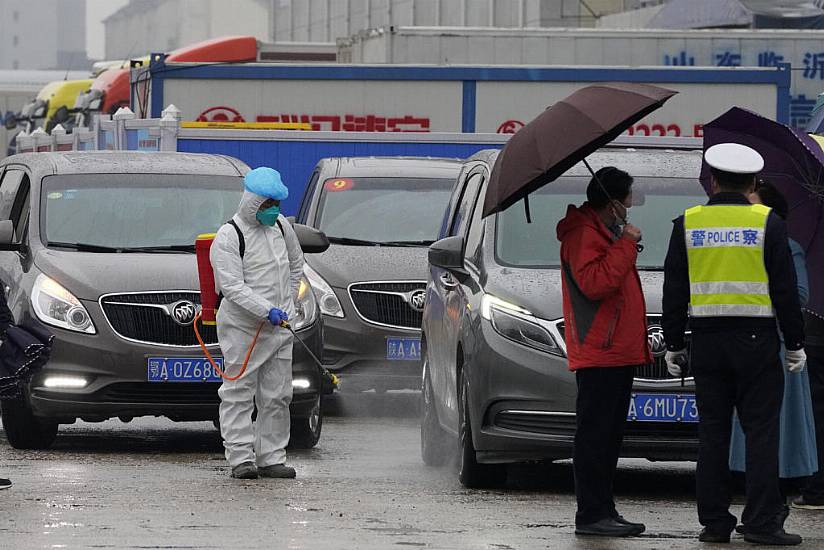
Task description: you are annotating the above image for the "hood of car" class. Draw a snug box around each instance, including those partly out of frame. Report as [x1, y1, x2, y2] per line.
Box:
[483, 264, 665, 322]
[305, 244, 429, 288]
[34, 248, 200, 301]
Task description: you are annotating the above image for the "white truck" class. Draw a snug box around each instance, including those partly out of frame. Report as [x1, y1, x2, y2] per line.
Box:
[132, 59, 789, 138]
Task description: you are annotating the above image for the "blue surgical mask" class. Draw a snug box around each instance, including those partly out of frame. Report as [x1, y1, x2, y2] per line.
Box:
[256, 205, 280, 226]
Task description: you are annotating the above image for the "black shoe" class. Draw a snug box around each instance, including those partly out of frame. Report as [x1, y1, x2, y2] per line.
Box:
[257, 464, 296, 479]
[735, 525, 747, 535]
[230, 461, 258, 479]
[575, 518, 644, 537]
[743, 529, 802, 546]
[699, 528, 731, 543]
[791, 495, 824, 510]
[0, 478, 11, 490]
[614, 515, 646, 534]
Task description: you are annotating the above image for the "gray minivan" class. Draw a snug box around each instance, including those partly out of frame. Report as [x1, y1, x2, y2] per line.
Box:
[422, 146, 706, 487]
[0, 151, 327, 449]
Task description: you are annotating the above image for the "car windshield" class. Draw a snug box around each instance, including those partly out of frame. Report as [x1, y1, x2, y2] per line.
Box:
[495, 176, 707, 270]
[42, 174, 242, 250]
[315, 177, 454, 243]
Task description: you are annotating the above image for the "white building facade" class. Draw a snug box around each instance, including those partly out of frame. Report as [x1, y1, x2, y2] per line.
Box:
[0, 0, 87, 70]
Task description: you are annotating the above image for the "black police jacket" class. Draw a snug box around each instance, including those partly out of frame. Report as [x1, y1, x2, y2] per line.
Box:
[662, 192, 805, 352]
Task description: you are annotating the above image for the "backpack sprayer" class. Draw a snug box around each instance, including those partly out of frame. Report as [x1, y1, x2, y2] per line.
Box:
[192, 232, 330, 384]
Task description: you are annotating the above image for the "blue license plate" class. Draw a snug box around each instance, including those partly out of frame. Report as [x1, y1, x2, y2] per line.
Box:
[386, 337, 421, 361]
[147, 357, 223, 382]
[628, 393, 699, 423]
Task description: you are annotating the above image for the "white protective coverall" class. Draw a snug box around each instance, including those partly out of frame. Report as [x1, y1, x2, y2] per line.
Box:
[210, 191, 305, 468]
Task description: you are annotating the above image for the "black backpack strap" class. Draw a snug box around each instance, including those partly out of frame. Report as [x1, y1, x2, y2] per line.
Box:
[226, 219, 245, 259]
[276, 218, 284, 236]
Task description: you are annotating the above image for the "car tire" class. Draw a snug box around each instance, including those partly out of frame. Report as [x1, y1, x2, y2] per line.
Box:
[289, 394, 323, 449]
[421, 361, 451, 466]
[1, 398, 58, 450]
[457, 373, 506, 489]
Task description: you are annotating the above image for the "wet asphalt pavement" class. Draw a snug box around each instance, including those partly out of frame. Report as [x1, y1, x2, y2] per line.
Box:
[1, 392, 822, 549]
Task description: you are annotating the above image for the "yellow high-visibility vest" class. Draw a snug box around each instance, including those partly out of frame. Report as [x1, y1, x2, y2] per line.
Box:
[684, 204, 773, 318]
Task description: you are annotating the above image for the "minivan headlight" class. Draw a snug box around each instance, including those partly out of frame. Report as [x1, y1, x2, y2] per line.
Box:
[291, 277, 318, 331]
[303, 263, 344, 318]
[31, 274, 96, 334]
[480, 294, 561, 356]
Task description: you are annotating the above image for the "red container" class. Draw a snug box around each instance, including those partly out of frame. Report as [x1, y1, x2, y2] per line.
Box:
[195, 233, 218, 325]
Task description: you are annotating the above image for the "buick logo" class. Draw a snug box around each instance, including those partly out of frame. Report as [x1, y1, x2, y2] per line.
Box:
[170, 301, 198, 326]
[408, 290, 427, 312]
[647, 325, 667, 358]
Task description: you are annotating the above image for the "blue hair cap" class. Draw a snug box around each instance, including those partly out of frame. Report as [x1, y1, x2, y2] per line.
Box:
[244, 167, 288, 200]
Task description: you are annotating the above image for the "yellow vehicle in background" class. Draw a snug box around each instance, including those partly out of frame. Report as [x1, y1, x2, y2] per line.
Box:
[10, 78, 93, 134]
[6, 78, 93, 155]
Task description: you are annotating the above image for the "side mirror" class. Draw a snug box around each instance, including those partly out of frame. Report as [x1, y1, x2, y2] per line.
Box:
[0, 220, 21, 252]
[293, 223, 329, 254]
[428, 236, 465, 272]
[53, 106, 70, 124]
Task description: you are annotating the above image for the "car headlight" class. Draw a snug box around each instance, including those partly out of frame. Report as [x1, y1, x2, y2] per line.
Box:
[291, 276, 318, 331]
[303, 263, 344, 318]
[31, 274, 96, 334]
[480, 294, 562, 356]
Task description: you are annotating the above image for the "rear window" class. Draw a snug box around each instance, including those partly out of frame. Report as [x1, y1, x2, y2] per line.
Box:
[315, 177, 453, 243]
[495, 176, 707, 270]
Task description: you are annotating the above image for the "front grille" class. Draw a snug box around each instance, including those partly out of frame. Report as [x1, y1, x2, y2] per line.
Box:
[97, 382, 219, 404]
[493, 410, 697, 440]
[101, 292, 217, 347]
[349, 282, 425, 330]
[555, 315, 691, 381]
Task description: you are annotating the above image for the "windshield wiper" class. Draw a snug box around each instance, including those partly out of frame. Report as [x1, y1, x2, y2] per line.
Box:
[120, 245, 196, 253]
[46, 242, 195, 254]
[47, 241, 124, 253]
[327, 237, 384, 246]
[379, 240, 435, 247]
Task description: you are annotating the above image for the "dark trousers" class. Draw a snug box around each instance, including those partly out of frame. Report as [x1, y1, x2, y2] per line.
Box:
[802, 344, 824, 501]
[692, 328, 784, 534]
[573, 366, 635, 526]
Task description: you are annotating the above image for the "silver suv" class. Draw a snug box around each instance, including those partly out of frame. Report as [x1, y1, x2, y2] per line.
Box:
[422, 147, 706, 487]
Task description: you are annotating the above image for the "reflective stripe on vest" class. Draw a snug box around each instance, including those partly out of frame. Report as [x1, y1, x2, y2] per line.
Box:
[684, 204, 773, 318]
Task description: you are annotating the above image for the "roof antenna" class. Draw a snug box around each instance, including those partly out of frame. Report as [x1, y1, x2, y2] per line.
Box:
[64, 51, 75, 80]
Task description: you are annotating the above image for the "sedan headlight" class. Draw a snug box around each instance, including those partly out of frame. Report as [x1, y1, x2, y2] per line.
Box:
[303, 263, 344, 318]
[291, 277, 318, 331]
[31, 274, 96, 334]
[480, 294, 562, 356]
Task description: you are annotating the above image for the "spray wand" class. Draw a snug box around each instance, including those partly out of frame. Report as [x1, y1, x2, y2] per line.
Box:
[193, 313, 334, 386]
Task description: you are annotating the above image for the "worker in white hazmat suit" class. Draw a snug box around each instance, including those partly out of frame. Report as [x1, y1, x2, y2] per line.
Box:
[210, 167, 305, 479]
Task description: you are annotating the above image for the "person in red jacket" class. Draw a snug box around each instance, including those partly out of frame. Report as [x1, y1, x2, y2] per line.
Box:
[556, 166, 651, 538]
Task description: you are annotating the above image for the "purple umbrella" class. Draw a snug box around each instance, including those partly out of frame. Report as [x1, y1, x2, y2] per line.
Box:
[701, 106, 824, 317]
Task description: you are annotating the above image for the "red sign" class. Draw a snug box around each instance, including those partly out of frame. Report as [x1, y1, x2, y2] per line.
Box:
[196, 106, 431, 132]
[197, 106, 246, 123]
[497, 120, 525, 134]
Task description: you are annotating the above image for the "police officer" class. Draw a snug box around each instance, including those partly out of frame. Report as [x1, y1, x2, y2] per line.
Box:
[662, 143, 806, 546]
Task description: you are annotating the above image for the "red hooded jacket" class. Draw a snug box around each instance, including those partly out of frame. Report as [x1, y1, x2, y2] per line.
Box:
[556, 203, 652, 371]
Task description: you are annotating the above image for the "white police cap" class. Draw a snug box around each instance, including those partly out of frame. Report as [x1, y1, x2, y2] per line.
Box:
[704, 143, 764, 174]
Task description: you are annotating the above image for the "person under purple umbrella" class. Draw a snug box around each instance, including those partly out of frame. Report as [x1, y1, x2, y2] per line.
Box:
[728, 180, 817, 529]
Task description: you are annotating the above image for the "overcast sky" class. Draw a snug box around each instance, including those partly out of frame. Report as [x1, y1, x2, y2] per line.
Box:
[86, 0, 129, 60]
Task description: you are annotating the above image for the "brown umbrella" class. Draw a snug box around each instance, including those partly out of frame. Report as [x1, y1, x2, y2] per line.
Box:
[482, 82, 678, 218]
